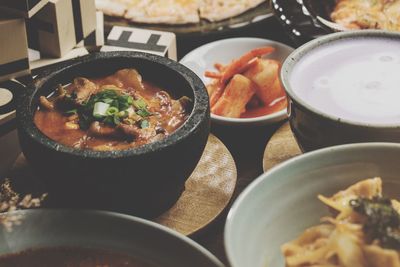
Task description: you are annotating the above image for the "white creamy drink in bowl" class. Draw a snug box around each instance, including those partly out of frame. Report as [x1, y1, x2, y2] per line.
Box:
[290, 38, 400, 125]
[280, 30, 400, 151]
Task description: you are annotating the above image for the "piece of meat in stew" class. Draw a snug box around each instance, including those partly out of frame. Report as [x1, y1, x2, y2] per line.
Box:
[34, 69, 192, 151]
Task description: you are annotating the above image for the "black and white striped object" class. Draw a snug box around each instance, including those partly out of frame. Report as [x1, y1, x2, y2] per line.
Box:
[0, 17, 30, 83]
[76, 11, 105, 48]
[101, 26, 177, 61]
[29, 47, 89, 75]
[0, 0, 49, 18]
[26, 0, 97, 58]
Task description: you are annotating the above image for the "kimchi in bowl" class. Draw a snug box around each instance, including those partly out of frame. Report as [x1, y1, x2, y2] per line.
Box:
[180, 38, 294, 127]
[16, 51, 210, 217]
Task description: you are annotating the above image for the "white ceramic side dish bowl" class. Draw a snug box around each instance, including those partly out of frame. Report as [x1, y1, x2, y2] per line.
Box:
[225, 143, 400, 267]
[180, 38, 294, 126]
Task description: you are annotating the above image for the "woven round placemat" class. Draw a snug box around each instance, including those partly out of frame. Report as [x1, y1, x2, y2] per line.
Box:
[263, 122, 301, 172]
[9, 134, 237, 236]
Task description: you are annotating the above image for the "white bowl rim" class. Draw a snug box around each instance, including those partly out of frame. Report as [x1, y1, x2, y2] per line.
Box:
[281, 30, 400, 129]
[180, 37, 294, 125]
[224, 142, 400, 267]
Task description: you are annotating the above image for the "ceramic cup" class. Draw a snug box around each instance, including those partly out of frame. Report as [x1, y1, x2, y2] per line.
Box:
[281, 30, 400, 151]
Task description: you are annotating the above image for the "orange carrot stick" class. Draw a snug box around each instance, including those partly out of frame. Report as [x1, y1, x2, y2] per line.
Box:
[210, 81, 224, 107]
[214, 63, 225, 71]
[205, 71, 222, 79]
[235, 58, 258, 75]
[209, 59, 258, 107]
[220, 46, 275, 84]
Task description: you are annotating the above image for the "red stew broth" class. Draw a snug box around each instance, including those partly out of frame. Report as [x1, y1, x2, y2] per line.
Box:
[0, 247, 159, 267]
[34, 69, 190, 151]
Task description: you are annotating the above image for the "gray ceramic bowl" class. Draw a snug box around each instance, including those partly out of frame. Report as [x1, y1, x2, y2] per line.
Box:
[225, 142, 400, 267]
[281, 30, 400, 151]
[17, 51, 210, 217]
[0, 209, 223, 267]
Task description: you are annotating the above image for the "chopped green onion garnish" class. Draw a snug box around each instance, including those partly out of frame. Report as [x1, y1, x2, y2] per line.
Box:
[106, 106, 119, 116]
[113, 115, 121, 125]
[103, 116, 114, 125]
[137, 109, 152, 117]
[74, 89, 139, 129]
[118, 110, 128, 118]
[133, 98, 147, 109]
[93, 102, 110, 118]
[140, 120, 149, 129]
[127, 96, 133, 105]
[64, 109, 78, 115]
[103, 98, 114, 104]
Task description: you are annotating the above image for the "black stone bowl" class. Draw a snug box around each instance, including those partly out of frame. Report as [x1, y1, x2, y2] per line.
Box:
[302, 0, 336, 31]
[16, 52, 210, 218]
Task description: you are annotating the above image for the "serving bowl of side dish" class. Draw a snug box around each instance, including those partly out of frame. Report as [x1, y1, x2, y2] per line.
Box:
[0, 210, 224, 267]
[180, 38, 294, 127]
[16, 51, 210, 217]
[281, 30, 400, 151]
[302, 0, 400, 32]
[225, 142, 400, 267]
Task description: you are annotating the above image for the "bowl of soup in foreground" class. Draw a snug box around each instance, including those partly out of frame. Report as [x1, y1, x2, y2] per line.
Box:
[16, 51, 210, 217]
[225, 142, 400, 267]
[281, 30, 400, 151]
[0, 210, 223, 267]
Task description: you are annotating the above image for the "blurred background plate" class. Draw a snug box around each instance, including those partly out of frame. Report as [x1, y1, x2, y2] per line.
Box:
[271, 0, 332, 46]
[104, 1, 293, 58]
[104, 2, 272, 36]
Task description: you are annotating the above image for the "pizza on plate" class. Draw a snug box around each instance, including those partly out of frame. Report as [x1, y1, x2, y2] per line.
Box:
[96, 0, 266, 24]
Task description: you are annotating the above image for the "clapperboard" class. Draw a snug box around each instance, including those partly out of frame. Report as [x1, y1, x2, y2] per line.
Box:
[29, 47, 89, 75]
[27, 0, 96, 57]
[101, 26, 177, 61]
[0, 16, 30, 83]
[76, 11, 105, 48]
[0, 0, 49, 18]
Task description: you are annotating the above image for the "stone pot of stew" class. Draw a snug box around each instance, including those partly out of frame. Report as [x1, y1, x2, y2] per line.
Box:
[16, 52, 210, 217]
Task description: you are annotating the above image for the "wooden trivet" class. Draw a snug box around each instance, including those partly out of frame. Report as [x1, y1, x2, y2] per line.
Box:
[154, 134, 237, 236]
[9, 134, 237, 237]
[263, 122, 301, 172]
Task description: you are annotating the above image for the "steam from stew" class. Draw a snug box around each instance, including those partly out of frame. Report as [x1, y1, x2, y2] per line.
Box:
[34, 69, 191, 151]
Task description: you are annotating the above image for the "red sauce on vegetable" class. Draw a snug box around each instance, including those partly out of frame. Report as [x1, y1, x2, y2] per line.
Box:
[241, 96, 287, 118]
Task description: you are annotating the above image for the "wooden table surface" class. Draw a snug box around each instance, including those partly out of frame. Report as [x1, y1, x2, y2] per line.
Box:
[193, 121, 285, 265]
[1, 15, 294, 266]
[181, 17, 294, 266]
